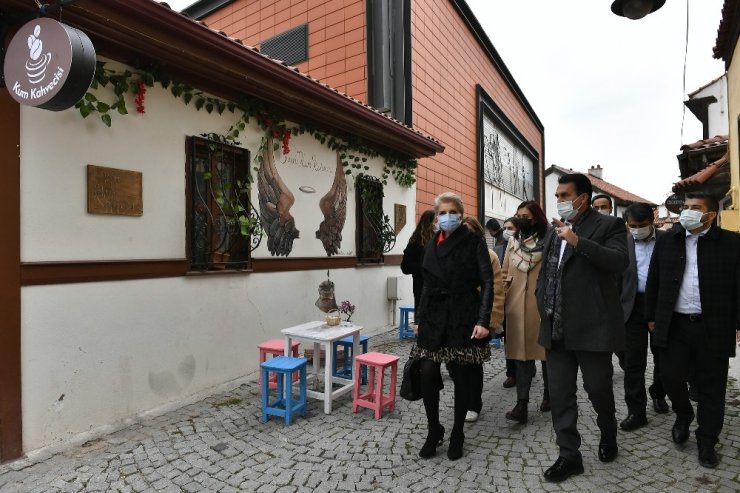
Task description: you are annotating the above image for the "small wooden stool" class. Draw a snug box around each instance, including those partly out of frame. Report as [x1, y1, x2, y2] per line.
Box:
[260, 356, 308, 426]
[258, 338, 300, 389]
[332, 335, 369, 384]
[399, 304, 415, 339]
[352, 352, 400, 419]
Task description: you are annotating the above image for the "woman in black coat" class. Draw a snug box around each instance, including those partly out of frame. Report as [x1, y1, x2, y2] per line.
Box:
[411, 192, 494, 460]
[401, 210, 436, 309]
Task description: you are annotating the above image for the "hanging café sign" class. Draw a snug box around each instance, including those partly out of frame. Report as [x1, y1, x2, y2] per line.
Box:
[3, 17, 95, 111]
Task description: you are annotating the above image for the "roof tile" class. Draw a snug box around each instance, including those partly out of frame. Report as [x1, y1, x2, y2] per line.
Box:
[548, 165, 656, 206]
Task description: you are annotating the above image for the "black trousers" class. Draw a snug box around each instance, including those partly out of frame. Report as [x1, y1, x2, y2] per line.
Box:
[546, 343, 617, 461]
[623, 293, 665, 416]
[515, 360, 549, 401]
[421, 359, 477, 433]
[446, 362, 485, 413]
[659, 315, 730, 447]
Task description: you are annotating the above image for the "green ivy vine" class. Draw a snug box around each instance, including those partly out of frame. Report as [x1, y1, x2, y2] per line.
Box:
[75, 62, 417, 188]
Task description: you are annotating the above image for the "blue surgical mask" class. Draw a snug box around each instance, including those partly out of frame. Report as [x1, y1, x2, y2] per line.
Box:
[679, 209, 705, 231]
[437, 212, 461, 232]
[557, 194, 585, 222]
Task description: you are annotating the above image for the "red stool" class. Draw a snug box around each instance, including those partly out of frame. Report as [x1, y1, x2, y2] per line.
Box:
[258, 339, 300, 389]
[352, 352, 400, 419]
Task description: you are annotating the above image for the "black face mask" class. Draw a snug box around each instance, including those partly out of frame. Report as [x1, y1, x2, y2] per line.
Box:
[515, 218, 536, 238]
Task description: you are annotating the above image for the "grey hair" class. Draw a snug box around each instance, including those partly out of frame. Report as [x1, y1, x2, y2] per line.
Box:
[433, 192, 464, 214]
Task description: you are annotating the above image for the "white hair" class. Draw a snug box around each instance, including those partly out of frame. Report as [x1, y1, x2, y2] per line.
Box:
[433, 192, 464, 215]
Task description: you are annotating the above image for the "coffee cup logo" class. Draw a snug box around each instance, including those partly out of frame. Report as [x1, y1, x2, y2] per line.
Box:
[25, 25, 53, 84]
[4, 18, 96, 111]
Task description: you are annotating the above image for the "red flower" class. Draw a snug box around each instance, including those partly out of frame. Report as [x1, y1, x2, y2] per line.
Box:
[134, 80, 146, 114]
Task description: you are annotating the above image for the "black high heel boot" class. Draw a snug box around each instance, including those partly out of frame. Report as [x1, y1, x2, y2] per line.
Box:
[419, 424, 445, 458]
[447, 428, 464, 461]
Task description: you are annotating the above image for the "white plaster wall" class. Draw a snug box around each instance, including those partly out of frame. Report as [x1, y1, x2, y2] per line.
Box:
[691, 75, 728, 137]
[21, 266, 411, 451]
[544, 172, 560, 220]
[19, 59, 417, 451]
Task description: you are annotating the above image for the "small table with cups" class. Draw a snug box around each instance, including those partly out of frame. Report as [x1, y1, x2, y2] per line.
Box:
[281, 320, 363, 414]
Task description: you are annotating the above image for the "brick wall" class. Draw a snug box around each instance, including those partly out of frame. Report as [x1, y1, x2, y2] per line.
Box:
[204, 0, 368, 101]
[203, 0, 544, 218]
[410, 0, 544, 216]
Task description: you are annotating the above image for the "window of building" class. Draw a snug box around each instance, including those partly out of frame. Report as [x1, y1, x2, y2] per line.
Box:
[355, 175, 394, 262]
[259, 24, 309, 66]
[367, 0, 412, 125]
[477, 85, 539, 221]
[186, 136, 255, 271]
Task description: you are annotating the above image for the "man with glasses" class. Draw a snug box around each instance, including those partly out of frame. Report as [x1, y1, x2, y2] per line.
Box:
[645, 191, 740, 468]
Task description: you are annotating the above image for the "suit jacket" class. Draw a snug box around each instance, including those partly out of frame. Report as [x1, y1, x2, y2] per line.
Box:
[620, 229, 666, 322]
[644, 224, 740, 358]
[536, 207, 628, 352]
[417, 226, 494, 351]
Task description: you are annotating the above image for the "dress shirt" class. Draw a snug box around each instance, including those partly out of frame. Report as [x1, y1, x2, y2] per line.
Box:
[634, 228, 657, 293]
[674, 228, 708, 314]
[558, 221, 573, 266]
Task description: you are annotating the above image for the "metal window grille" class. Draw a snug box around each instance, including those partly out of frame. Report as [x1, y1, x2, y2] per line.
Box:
[260, 24, 309, 66]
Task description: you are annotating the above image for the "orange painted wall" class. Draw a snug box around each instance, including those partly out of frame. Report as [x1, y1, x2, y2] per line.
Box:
[205, 0, 368, 101]
[203, 0, 544, 217]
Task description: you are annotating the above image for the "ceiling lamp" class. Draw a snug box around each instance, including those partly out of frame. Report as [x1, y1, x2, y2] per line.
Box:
[611, 0, 666, 20]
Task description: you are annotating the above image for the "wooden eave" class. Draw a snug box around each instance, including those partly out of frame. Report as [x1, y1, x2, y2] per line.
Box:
[0, 0, 443, 158]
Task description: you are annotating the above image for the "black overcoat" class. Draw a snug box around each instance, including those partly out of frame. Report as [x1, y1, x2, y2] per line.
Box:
[620, 229, 666, 322]
[416, 226, 494, 351]
[536, 208, 628, 352]
[644, 224, 740, 358]
[401, 240, 425, 309]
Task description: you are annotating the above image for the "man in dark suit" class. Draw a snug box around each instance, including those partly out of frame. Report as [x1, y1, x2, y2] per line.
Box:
[536, 173, 628, 482]
[619, 202, 669, 432]
[645, 191, 740, 468]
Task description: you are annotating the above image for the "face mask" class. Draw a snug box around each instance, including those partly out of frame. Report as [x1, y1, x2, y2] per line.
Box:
[437, 212, 461, 232]
[679, 209, 705, 231]
[630, 226, 652, 240]
[502, 229, 514, 242]
[597, 209, 611, 216]
[557, 194, 583, 222]
[516, 219, 535, 238]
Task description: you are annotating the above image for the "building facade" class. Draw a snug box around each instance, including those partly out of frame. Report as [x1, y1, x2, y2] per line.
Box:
[188, 0, 546, 222]
[0, 0, 441, 460]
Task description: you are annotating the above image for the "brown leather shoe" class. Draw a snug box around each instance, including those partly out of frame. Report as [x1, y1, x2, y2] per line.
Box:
[503, 376, 516, 388]
[505, 400, 528, 424]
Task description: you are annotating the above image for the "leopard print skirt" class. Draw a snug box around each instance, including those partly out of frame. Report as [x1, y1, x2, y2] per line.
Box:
[410, 344, 491, 365]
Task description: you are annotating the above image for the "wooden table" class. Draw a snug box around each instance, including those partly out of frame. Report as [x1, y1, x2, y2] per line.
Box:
[281, 320, 362, 414]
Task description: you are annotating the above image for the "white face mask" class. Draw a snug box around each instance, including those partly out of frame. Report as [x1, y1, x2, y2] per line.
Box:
[502, 229, 515, 242]
[630, 225, 652, 240]
[597, 209, 612, 216]
[679, 209, 706, 231]
[557, 195, 583, 222]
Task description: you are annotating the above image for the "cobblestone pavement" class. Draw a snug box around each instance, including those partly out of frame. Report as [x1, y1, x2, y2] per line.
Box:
[1, 328, 739, 492]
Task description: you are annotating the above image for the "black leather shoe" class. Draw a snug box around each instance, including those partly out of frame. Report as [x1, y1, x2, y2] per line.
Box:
[698, 440, 719, 468]
[672, 412, 694, 444]
[598, 440, 618, 463]
[543, 456, 584, 483]
[419, 424, 444, 458]
[620, 413, 648, 431]
[652, 397, 670, 414]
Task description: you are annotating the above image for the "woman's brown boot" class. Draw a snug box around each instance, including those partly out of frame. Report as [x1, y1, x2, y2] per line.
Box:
[505, 399, 528, 424]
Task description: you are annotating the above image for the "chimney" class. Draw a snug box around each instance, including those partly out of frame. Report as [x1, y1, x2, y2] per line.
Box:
[588, 164, 603, 179]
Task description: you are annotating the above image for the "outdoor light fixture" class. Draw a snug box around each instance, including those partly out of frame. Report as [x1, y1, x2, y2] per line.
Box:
[611, 0, 666, 20]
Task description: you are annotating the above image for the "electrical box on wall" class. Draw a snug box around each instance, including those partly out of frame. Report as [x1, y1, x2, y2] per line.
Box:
[387, 276, 405, 300]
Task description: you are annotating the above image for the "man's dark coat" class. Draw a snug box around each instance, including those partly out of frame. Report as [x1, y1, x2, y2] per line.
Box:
[645, 224, 740, 358]
[536, 207, 628, 352]
[620, 229, 666, 322]
[417, 225, 494, 351]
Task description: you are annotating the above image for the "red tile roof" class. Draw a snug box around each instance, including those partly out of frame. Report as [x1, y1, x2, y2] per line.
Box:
[547, 165, 657, 206]
[714, 0, 740, 61]
[672, 152, 729, 192]
[679, 135, 728, 152]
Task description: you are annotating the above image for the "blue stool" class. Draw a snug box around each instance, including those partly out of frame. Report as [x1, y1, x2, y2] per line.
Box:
[399, 304, 415, 339]
[332, 335, 369, 384]
[260, 356, 308, 426]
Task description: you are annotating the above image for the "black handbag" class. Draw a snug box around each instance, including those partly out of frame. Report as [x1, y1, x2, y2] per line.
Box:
[400, 346, 422, 401]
